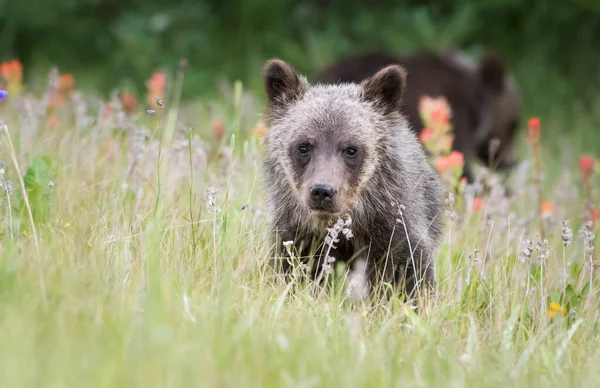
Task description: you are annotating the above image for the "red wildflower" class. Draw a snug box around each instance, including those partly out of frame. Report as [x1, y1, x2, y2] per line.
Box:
[0, 63, 9, 79]
[0, 60, 22, 83]
[435, 156, 451, 174]
[419, 128, 434, 142]
[430, 106, 450, 125]
[148, 73, 166, 94]
[527, 117, 540, 145]
[147, 72, 167, 109]
[122, 93, 138, 114]
[579, 156, 595, 183]
[528, 117, 540, 131]
[434, 152, 464, 175]
[448, 151, 465, 168]
[1, 60, 23, 95]
[591, 209, 599, 223]
[472, 197, 483, 212]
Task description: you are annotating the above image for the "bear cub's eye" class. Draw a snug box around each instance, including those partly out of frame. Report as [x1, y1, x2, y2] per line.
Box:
[344, 146, 358, 158]
[298, 143, 310, 155]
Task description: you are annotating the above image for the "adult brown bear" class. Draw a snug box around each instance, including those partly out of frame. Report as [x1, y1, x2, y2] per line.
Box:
[315, 49, 522, 182]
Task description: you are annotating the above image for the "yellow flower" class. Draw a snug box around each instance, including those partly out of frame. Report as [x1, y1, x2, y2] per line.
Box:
[64, 222, 71, 229]
[549, 302, 567, 313]
[547, 302, 567, 318]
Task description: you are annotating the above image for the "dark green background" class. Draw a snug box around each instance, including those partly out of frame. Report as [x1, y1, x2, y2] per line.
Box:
[1, 0, 599, 112]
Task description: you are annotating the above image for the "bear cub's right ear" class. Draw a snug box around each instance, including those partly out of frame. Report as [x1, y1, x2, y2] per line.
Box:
[263, 59, 306, 108]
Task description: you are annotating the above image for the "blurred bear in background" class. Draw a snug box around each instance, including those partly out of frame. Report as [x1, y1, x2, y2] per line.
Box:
[315, 48, 522, 182]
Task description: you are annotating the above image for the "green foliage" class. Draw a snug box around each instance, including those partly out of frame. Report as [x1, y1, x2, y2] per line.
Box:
[1, 0, 598, 106]
[16, 155, 57, 224]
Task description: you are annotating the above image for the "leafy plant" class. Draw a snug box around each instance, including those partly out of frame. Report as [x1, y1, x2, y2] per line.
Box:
[14, 155, 57, 225]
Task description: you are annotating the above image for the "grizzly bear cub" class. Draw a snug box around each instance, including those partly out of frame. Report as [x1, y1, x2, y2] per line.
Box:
[261, 59, 444, 299]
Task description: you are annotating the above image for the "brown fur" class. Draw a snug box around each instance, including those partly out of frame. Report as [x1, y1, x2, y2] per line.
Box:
[316, 49, 522, 181]
[262, 59, 444, 299]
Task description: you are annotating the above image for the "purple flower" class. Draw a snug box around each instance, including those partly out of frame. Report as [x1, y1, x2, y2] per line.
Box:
[0, 90, 8, 101]
[146, 109, 156, 114]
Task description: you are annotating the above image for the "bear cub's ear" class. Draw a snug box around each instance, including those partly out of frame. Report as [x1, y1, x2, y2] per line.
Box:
[363, 65, 407, 114]
[263, 59, 306, 108]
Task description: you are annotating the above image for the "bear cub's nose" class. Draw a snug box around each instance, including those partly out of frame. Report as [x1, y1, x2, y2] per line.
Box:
[310, 184, 336, 203]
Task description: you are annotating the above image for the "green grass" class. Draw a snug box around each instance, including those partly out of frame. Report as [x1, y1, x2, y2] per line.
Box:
[0, 70, 599, 388]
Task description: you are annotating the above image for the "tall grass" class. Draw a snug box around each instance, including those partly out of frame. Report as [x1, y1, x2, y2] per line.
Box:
[0, 67, 598, 387]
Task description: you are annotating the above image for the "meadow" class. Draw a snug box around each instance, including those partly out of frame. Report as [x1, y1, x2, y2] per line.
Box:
[0, 58, 599, 388]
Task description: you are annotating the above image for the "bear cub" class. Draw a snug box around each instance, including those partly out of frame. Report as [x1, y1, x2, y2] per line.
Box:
[261, 59, 444, 299]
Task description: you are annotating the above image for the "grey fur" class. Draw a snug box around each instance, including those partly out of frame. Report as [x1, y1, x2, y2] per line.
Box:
[261, 59, 444, 298]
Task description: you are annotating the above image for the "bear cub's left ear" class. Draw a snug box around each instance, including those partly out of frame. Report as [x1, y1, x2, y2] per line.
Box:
[363, 65, 407, 115]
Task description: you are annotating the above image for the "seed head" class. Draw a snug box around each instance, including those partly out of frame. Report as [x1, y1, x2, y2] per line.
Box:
[561, 221, 573, 246]
[206, 186, 220, 214]
[518, 238, 533, 263]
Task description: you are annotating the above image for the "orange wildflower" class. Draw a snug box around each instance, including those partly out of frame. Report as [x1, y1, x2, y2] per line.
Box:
[58, 74, 75, 94]
[252, 120, 269, 138]
[211, 117, 226, 141]
[540, 202, 554, 217]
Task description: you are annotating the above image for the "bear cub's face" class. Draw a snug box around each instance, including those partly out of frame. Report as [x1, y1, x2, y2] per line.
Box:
[263, 59, 407, 223]
[287, 118, 367, 216]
